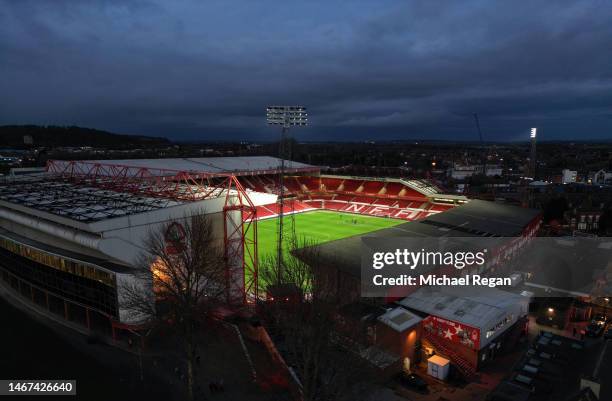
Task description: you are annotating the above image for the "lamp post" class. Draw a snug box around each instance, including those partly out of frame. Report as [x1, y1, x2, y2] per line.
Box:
[266, 106, 308, 284]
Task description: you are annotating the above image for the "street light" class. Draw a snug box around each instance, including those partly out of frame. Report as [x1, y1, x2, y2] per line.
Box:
[530, 128, 537, 139]
[266, 106, 308, 284]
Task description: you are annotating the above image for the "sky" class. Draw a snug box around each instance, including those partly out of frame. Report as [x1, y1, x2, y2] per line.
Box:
[1, 0, 611, 142]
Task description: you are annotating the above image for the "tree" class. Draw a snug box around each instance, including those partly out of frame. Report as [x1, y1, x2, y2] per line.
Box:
[121, 213, 226, 401]
[260, 237, 375, 401]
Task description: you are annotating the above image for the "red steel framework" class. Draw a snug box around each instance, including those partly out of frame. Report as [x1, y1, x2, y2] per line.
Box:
[46, 159, 259, 303]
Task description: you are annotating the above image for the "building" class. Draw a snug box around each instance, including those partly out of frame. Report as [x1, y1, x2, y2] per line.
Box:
[448, 163, 503, 180]
[562, 169, 578, 184]
[398, 286, 530, 375]
[588, 169, 612, 185]
[0, 156, 317, 338]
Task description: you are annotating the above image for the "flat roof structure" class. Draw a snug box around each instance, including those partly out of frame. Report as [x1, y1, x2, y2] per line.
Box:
[421, 199, 541, 237]
[54, 156, 318, 177]
[312, 200, 541, 278]
[397, 286, 528, 332]
[377, 307, 422, 332]
[0, 176, 182, 222]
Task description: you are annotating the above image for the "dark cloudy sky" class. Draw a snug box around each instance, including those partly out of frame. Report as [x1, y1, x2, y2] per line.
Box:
[1, 0, 611, 142]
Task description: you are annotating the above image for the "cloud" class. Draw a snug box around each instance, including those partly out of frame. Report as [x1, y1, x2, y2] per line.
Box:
[0, 0, 611, 141]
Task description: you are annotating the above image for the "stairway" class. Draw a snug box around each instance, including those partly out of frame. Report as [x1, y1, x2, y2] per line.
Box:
[423, 330, 480, 381]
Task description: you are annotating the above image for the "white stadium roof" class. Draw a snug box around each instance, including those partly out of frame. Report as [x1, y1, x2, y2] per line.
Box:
[76, 156, 317, 176]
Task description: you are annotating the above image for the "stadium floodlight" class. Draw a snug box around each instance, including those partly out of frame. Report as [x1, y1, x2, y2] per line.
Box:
[530, 127, 538, 179]
[266, 105, 308, 286]
[266, 106, 308, 127]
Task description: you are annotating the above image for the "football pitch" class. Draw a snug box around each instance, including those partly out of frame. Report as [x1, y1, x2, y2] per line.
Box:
[248, 210, 403, 284]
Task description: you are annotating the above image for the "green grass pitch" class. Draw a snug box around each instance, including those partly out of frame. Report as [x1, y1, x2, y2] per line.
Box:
[248, 210, 404, 287]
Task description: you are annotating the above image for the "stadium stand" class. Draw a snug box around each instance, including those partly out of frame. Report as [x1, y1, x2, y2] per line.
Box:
[250, 200, 316, 220]
[351, 196, 375, 204]
[283, 179, 302, 193]
[361, 180, 384, 195]
[332, 194, 354, 202]
[372, 198, 398, 206]
[340, 179, 363, 192]
[321, 178, 343, 192]
[238, 174, 462, 223]
[295, 176, 320, 192]
[382, 182, 403, 196]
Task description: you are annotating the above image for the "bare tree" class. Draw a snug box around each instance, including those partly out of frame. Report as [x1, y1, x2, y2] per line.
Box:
[121, 212, 226, 401]
[260, 237, 374, 401]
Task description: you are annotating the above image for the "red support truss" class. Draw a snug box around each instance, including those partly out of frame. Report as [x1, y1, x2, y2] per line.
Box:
[45, 159, 259, 304]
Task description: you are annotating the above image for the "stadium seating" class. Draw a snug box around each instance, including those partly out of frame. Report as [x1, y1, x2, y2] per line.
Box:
[283, 179, 302, 193]
[321, 178, 343, 192]
[428, 203, 454, 212]
[382, 182, 404, 196]
[333, 194, 354, 202]
[361, 181, 384, 195]
[250, 200, 316, 220]
[372, 198, 398, 207]
[250, 176, 270, 193]
[351, 196, 375, 204]
[297, 176, 321, 192]
[340, 179, 363, 192]
[240, 173, 456, 223]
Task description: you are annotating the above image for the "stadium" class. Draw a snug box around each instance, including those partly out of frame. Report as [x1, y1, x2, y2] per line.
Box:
[0, 155, 540, 376]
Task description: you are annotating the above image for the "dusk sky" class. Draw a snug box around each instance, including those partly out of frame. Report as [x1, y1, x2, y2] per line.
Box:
[1, 0, 611, 142]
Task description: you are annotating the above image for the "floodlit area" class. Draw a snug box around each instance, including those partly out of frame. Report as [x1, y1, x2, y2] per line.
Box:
[249, 210, 404, 286]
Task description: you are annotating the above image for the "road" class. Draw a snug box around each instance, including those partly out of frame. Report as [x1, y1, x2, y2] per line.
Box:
[0, 296, 173, 401]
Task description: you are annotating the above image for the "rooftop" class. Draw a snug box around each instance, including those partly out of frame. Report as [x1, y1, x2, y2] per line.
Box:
[377, 307, 422, 332]
[397, 286, 527, 330]
[58, 156, 318, 176]
[312, 200, 541, 277]
[0, 176, 182, 222]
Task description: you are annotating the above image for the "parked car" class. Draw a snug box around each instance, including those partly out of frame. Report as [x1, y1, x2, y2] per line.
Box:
[586, 322, 604, 337]
[398, 372, 428, 392]
[592, 314, 609, 326]
[604, 327, 612, 340]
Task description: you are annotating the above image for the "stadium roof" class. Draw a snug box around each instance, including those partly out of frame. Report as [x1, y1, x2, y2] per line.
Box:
[397, 286, 527, 330]
[311, 200, 541, 278]
[67, 156, 318, 176]
[422, 199, 540, 237]
[0, 176, 182, 222]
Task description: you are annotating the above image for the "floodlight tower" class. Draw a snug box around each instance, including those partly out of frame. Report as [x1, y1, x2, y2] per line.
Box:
[530, 128, 537, 179]
[266, 106, 308, 283]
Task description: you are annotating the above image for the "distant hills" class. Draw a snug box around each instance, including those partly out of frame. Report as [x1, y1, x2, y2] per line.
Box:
[0, 125, 171, 148]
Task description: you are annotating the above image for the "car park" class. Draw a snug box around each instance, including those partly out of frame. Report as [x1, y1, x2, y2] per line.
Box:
[586, 322, 604, 337]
